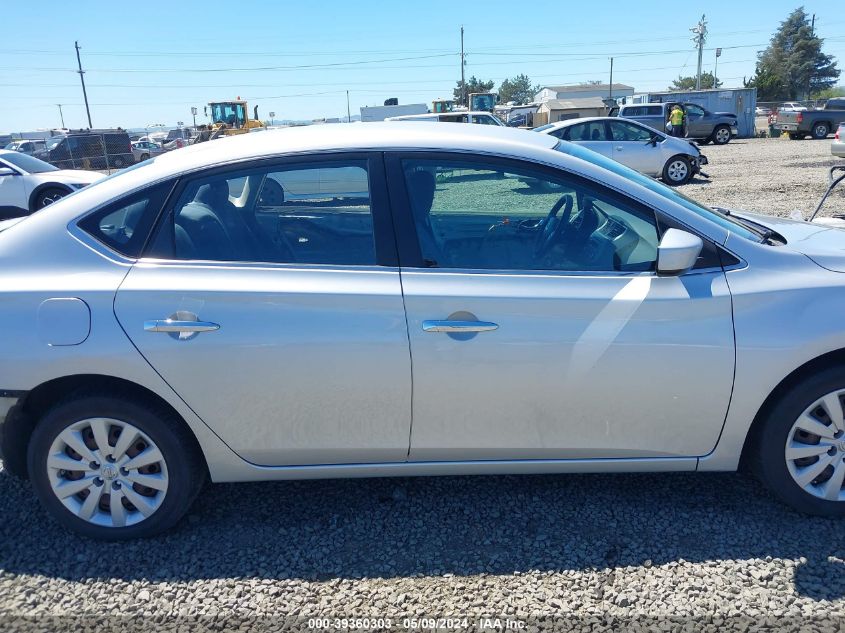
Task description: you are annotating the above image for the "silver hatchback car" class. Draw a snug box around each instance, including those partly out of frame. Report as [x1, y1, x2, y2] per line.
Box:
[1, 124, 845, 539]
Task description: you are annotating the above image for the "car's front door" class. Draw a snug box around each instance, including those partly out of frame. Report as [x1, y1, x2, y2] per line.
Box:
[387, 153, 735, 462]
[608, 120, 664, 176]
[0, 161, 27, 218]
[114, 154, 412, 466]
[683, 104, 708, 138]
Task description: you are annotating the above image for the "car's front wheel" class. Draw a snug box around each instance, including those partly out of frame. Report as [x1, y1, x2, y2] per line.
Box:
[27, 394, 206, 539]
[661, 156, 692, 185]
[752, 367, 845, 516]
[33, 187, 69, 211]
[712, 125, 732, 145]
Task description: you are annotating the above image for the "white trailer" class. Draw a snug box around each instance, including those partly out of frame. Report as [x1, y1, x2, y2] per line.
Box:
[360, 103, 428, 122]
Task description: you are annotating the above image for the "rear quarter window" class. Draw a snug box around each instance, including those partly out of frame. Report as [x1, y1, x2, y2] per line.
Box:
[77, 180, 174, 257]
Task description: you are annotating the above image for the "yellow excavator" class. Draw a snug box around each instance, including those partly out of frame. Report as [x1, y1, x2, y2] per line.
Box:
[205, 98, 264, 137]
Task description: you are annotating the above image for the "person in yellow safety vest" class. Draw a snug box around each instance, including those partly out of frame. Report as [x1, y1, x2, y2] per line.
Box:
[669, 105, 685, 137]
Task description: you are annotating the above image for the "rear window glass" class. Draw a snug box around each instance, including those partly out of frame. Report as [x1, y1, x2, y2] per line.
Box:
[78, 181, 174, 257]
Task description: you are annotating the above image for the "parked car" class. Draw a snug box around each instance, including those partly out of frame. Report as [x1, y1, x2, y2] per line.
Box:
[777, 98, 845, 140]
[779, 102, 808, 112]
[386, 111, 504, 126]
[613, 102, 738, 145]
[3, 123, 845, 540]
[834, 123, 845, 158]
[4, 139, 49, 160]
[755, 106, 773, 117]
[131, 141, 164, 163]
[48, 130, 135, 169]
[534, 117, 707, 185]
[0, 149, 103, 220]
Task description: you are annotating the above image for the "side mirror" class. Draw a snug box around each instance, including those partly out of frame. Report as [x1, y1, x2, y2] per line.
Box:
[657, 228, 703, 276]
[0, 167, 18, 177]
[645, 135, 660, 146]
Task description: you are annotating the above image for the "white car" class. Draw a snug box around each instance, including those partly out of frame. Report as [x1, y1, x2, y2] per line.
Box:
[780, 102, 808, 112]
[131, 141, 165, 163]
[534, 117, 707, 185]
[0, 150, 104, 220]
[386, 111, 504, 126]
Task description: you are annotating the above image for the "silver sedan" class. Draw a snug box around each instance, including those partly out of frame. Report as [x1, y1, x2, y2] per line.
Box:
[1, 123, 844, 539]
[534, 117, 707, 185]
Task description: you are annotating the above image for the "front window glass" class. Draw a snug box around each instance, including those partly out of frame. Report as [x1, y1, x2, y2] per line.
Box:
[566, 121, 609, 141]
[165, 161, 376, 265]
[554, 141, 761, 241]
[609, 120, 653, 142]
[685, 105, 705, 117]
[401, 158, 659, 272]
[0, 152, 58, 173]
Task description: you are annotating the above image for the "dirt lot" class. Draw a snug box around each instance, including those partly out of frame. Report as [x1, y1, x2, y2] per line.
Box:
[1, 135, 845, 633]
[678, 135, 844, 218]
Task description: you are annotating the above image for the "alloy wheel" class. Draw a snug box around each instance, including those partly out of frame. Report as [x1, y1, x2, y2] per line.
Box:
[41, 191, 66, 206]
[46, 418, 169, 528]
[666, 160, 689, 183]
[784, 390, 845, 502]
[715, 127, 731, 144]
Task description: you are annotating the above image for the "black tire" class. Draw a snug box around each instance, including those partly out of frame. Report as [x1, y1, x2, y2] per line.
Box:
[788, 132, 802, 140]
[140, 153, 150, 161]
[661, 155, 692, 185]
[33, 187, 69, 211]
[811, 123, 830, 140]
[27, 394, 206, 540]
[750, 367, 845, 517]
[111, 156, 126, 168]
[712, 125, 732, 145]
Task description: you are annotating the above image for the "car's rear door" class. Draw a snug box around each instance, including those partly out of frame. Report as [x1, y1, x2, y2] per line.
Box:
[386, 152, 734, 462]
[114, 153, 412, 467]
[548, 121, 612, 158]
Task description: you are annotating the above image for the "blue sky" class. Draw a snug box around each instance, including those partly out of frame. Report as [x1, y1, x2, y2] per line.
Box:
[2, 0, 843, 132]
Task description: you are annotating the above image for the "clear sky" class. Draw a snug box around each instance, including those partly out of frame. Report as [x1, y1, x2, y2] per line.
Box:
[2, 0, 843, 132]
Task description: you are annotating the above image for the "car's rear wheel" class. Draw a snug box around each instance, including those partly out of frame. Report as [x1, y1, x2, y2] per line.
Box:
[28, 394, 206, 539]
[788, 132, 805, 140]
[140, 153, 150, 161]
[111, 156, 126, 168]
[661, 156, 692, 185]
[812, 123, 829, 140]
[751, 368, 845, 516]
[34, 187, 69, 211]
[712, 125, 731, 145]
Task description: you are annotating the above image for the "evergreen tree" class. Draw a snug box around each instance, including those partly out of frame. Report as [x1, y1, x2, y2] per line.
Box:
[498, 75, 540, 105]
[745, 7, 839, 100]
[452, 76, 495, 103]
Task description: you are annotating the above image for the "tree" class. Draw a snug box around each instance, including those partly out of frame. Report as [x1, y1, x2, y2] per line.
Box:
[668, 72, 722, 91]
[745, 7, 839, 101]
[497, 74, 540, 105]
[452, 76, 495, 104]
[812, 85, 845, 100]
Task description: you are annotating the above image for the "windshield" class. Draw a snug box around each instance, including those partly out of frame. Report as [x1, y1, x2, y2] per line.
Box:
[1, 152, 58, 173]
[210, 102, 246, 128]
[554, 141, 762, 242]
[46, 137, 63, 150]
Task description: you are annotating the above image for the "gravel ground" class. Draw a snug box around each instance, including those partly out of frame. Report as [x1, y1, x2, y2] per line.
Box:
[2, 136, 845, 633]
[677, 135, 844, 218]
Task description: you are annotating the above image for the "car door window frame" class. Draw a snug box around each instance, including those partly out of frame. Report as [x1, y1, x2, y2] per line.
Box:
[386, 151, 665, 276]
[143, 152, 399, 268]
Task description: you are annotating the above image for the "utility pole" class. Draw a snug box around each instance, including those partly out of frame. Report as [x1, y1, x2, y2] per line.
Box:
[460, 26, 466, 107]
[74, 41, 92, 128]
[56, 104, 65, 128]
[690, 15, 707, 90]
[608, 57, 614, 102]
[347, 90, 351, 123]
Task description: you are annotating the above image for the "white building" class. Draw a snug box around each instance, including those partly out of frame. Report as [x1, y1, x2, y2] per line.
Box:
[534, 83, 635, 103]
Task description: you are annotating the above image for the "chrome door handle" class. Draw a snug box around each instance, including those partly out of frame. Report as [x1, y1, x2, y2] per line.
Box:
[144, 319, 220, 333]
[422, 320, 498, 333]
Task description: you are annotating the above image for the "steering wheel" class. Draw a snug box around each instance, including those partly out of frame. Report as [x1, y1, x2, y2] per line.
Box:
[533, 194, 574, 259]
